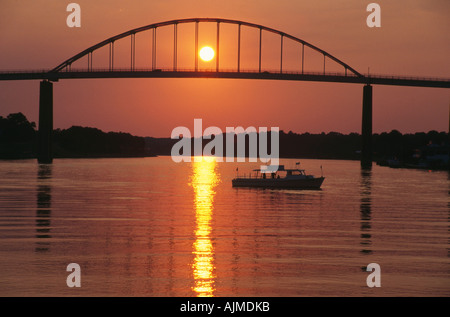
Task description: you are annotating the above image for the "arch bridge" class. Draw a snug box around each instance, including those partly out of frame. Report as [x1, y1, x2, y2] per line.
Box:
[0, 18, 449, 166]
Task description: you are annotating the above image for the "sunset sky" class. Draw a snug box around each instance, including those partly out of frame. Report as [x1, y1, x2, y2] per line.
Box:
[0, 0, 449, 137]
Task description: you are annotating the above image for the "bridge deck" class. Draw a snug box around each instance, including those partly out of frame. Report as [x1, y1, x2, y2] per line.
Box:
[0, 69, 449, 88]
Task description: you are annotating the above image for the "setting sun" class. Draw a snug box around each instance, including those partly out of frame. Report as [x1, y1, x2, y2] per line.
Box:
[199, 46, 214, 62]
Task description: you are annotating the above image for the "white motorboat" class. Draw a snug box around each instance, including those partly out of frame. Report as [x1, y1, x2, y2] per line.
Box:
[232, 164, 325, 189]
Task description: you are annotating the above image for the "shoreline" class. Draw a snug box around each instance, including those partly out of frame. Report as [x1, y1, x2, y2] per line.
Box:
[2, 155, 448, 171]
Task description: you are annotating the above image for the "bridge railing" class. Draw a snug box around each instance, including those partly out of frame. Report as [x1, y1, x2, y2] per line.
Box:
[0, 67, 362, 78]
[52, 67, 360, 77]
[2, 68, 450, 87]
[366, 73, 450, 82]
[2, 67, 449, 82]
[0, 69, 53, 74]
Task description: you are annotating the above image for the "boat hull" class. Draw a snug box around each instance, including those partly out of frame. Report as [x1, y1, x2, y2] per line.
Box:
[232, 177, 325, 189]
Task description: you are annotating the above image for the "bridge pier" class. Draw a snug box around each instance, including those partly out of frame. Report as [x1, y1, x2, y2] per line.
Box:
[361, 84, 373, 168]
[37, 80, 53, 164]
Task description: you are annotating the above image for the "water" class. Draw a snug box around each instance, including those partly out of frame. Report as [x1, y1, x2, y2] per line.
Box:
[0, 157, 448, 296]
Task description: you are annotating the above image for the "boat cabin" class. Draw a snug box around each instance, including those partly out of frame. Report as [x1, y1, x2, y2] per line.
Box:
[242, 165, 311, 179]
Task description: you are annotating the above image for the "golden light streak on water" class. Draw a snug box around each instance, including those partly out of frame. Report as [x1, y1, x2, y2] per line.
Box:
[190, 156, 220, 297]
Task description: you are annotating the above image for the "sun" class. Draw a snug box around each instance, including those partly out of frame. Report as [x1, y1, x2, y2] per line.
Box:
[199, 46, 215, 62]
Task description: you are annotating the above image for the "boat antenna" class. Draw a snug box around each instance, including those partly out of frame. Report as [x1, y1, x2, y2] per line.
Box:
[320, 165, 323, 177]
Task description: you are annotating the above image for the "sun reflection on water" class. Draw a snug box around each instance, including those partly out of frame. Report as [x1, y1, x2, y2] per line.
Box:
[190, 156, 220, 297]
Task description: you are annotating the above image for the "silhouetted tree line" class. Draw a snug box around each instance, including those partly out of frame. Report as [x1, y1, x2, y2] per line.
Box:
[0, 113, 448, 164]
[0, 113, 148, 158]
[373, 130, 448, 162]
[147, 130, 448, 163]
[53, 126, 147, 158]
[0, 113, 37, 158]
[279, 131, 362, 159]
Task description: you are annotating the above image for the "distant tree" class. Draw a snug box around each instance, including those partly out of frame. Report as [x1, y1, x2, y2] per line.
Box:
[53, 126, 147, 157]
[0, 112, 37, 158]
[0, 112, 36, 143]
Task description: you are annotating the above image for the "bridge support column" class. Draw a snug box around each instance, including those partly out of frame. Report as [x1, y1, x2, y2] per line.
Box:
[361, 84, 372, 168]
[37, 80, 53, 164]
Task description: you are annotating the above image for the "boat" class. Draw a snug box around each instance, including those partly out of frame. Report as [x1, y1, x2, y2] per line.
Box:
[232, 164, 325, 189]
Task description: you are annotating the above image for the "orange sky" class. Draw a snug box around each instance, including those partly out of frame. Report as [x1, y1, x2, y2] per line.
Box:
[0, 0, 449, 137]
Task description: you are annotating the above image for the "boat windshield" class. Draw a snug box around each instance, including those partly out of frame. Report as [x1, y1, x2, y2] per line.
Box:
[286, 169, 306, 176]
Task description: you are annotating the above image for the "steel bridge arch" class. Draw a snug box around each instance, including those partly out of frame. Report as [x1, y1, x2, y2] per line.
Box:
[51, 18, 363, 77]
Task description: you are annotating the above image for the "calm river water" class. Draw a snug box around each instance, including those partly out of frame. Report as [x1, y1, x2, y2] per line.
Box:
[0, 157, 448, 296]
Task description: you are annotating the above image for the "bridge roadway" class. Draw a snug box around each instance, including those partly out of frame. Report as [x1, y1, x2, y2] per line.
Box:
[1, 69, 450, 88]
